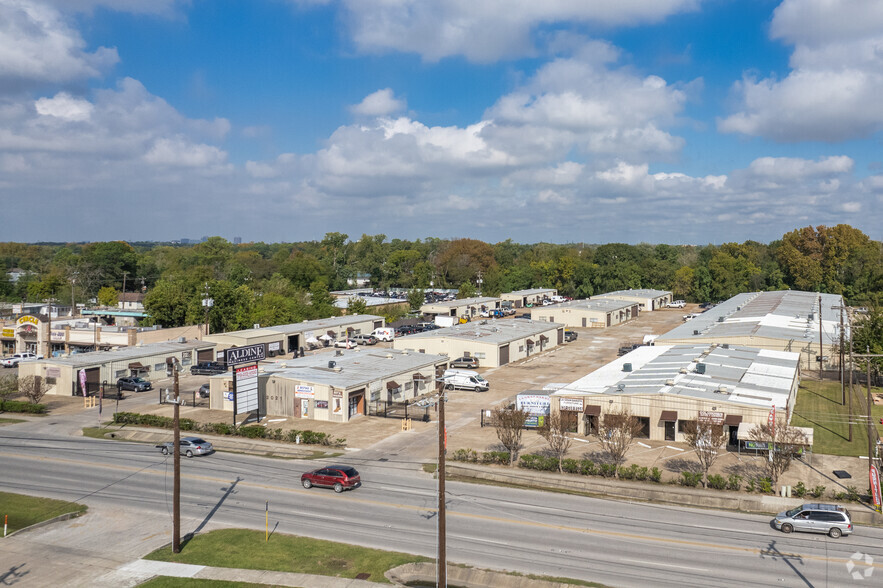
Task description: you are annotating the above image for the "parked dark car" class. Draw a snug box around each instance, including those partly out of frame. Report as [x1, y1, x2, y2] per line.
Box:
[564, 330, 578, 342]
[117, 376, 152, 392]
[450, 356, 479, 369]
[190, 361, 227, 376]
[395, 325, 417, 336]
[301, 465, 361, 493]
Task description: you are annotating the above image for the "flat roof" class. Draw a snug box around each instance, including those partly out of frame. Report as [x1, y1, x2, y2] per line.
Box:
[595, 288, 671, 298]
[656, 290, 843, 346]
[260, 348, 446, 389]
[32, 340, 214, 368]
[548, 298, 634, 312]
[333, 297, 405, 308]
[554, 343, 798, 409]
[399, 318, 562, 345]
[504, 289, 556, 296]
[421, 297, 500, 309]
[206, 315, 384, 341]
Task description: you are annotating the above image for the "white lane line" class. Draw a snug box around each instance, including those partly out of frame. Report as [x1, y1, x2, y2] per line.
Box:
[619, 558, 709, 572]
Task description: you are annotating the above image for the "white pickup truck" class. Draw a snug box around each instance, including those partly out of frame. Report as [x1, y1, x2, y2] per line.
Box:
[1, 352, 43, 368]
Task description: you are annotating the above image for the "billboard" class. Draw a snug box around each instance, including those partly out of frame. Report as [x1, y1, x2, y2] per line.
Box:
[516, 393, 550, 416]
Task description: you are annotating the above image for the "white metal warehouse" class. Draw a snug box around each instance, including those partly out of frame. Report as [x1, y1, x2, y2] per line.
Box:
[594, 288, 672, 311]
[530, 298, 638, 328]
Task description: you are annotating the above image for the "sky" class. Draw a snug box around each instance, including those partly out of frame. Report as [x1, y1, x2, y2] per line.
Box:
[1, 0, 882, 245]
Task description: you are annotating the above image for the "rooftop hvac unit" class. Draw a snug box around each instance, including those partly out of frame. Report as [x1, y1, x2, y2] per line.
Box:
[717, 385, 728, 393]
[328, 360, 336, 369]
[718, 316, 725, 322]
[696, 363, 706, 374]
[178, 336, 186, 343]
[665, 379, 675, 386]
[721, 343, 729, 349]
[623, 363, 632, 372]
[693, 330, 700, 335]
[679, 368, 688, 374]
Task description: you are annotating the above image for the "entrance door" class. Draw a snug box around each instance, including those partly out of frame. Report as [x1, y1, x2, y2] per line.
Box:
[348, 393, 363, 418]
[584, 415, 598, 435]
[664, 421, 675, 441]
[728, 425, 739, 446]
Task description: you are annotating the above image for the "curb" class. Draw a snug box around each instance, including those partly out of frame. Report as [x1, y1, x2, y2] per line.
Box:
[3, 510, 85, 539]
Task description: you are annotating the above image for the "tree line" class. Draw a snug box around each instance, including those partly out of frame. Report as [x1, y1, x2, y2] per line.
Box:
[1, 225, 881, 334]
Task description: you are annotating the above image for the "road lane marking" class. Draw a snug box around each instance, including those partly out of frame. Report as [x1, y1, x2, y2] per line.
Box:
[4, 452, 882, 569]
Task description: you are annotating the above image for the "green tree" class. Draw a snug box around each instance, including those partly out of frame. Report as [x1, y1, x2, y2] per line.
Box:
[97, 286, 119, 307]
[457, 282, 477, 299]
[852, 307, 883, 375]
[143, 279, 193, 327]
[407, 288, 425, 311]
[346, 296, 368, 315]
[436, 239, 497, 287]
[82, 241, 138, 289]
[308, 281, 338, 319]
[672, 266, 694, 300]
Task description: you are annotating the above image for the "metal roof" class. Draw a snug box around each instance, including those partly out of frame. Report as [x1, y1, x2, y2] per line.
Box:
[548, 298, 634, 312]
[207, 315, 384, 340]
[32, 340, 214, 368]
[656, 290, 844, 346]
[554, 343, 798, 409]
[400, 318, 562, 345]
[596, 288, 671, 298]
[261, 348, 446, 389]
[421, 297, 500, 309]
[504, 288, 556, 296]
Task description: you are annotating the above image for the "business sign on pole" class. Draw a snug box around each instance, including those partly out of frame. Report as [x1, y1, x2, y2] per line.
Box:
[78, 369, 87, 396]
[234, 364, 259, 414]
[768, 406, 776, 429]
[224, 344, 266, 367]
[516, 394, 551, 416]
[871, 466, 882, 512]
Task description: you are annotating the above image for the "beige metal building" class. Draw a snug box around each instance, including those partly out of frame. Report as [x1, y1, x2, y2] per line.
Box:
[594, 289, 672, 311]
[393, 319, 564, 367]
[655, 290, 844, 371]
[501, 289, 557, 308]
[203, 315, 385, 358]
[420, 297, 501, 320]
[18, 339, 216, 396]
[551, 343, 800, 445]
[208, 348, 447, 422]
[530, 298, 638, 328]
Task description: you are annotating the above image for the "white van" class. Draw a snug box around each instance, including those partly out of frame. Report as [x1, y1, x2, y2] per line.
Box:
[372, 327, 395, 342]
[442, 369, 489, 392]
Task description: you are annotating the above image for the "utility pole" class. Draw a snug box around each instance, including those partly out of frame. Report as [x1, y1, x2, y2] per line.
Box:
[818, 295, 823, 379]
[122, 272, 128, 295]
[839, 305, 845, 405]
[437, 378, 446, 588]
[166, 359, 182, 554]
[849, 343, 854, 442]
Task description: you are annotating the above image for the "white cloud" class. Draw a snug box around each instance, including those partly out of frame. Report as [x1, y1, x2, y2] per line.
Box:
[350, 88, 406, 117]
[719, 0, 883, 142]
[0, 0, 119, 87]
[34, 92, 94, 121]
[44, 0, 185, 18]
[144, 136, 228, 168]
[339, 0, 701, 62]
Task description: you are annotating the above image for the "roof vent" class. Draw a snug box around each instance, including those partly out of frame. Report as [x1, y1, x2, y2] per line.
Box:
[717, 316, 725, 322]
[333, 366, 342, 372]
[178, 336, 186, 343]
[693, 329, 700, 335]
[622, 363, 632, 372]
[717, 385, 728, 393]
[679, 368, 688, 374]
[721, 343, 729, 349]
[335, 350, 343, 356]
[695, 363, 706, 374]
[328, 360, 336, 369]
[665, 379, 675, 386]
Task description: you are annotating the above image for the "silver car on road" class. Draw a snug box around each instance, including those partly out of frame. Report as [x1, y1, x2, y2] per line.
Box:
[774, 503, 853, 538]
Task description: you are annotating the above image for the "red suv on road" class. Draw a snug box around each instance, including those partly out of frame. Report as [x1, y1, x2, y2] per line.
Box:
[301, 466, 361, 493]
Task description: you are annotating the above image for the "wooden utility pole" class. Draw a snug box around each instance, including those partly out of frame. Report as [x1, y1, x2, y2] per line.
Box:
[818, 295, 823, 379]
[437, 379, 446, 588]
[849, 344, 854, 442]
[173, 366, 181, 553]
[839, 306, 845, 405]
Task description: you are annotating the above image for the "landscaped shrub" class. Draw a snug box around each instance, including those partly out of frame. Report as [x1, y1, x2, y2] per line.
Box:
[519, 454, 558, 471]
[480, 451, 511, 465]
[832, 491, 847, 501]
[727, 474, 742, 491]
[679, 472, 702, 487]
[758, 478, 773, 494]
[238, 425, 267, 439]
[598, 463, 617, 478]
[579, 460, 598, 476]
[746, 478, 756, 493]
[809, 485, 826, 498]
[649, 467, 662, 483]
[793, 481, 806, 498]
[208, 422, 235, 436]
[707, 474, 727, 490]
[452, 448, 478, 462]
[561, 458, 580, 474]
[618, 464, 645, 480]
[0, 400, 47, 413]
[845, 486, 861, 502]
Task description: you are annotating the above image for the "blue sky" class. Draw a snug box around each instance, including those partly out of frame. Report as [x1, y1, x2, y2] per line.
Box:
[1, 0, 882, 245]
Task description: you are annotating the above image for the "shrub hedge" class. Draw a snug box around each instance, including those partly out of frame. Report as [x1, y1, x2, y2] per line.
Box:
[0, 400, 47, 414]
[111, 411, 345, 447]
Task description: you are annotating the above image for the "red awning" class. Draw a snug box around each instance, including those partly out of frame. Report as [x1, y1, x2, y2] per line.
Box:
[386, 381, 400, 390]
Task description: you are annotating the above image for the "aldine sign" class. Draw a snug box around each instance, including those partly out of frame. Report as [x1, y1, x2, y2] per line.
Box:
[224, 344, 266, 366]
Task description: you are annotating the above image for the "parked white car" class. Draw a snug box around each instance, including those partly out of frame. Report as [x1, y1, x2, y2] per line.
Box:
[683, 313, 701, 321]
[1, 352, 43, 368]
[668, 300, 686, 308]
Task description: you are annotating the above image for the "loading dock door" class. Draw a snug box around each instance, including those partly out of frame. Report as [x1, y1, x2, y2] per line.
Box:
[374, 320, 383, 329]
[606, 313, 611, 327]
[287, 334, 300, 353]
[85, 367, 100, 395]
[197, 349, 213, 362]
[499, 344, 510, 366]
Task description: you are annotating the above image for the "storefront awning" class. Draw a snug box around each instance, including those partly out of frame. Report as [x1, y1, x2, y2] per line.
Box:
[386, 380, 400, 390]
[723, 414, 743, 426]
[526, 339, 535, 345]
[128, 362, 145, 369]
[660, 410, 678, 422]
[584, 404, 601, 416]
[539, 335, 549, 342]
[412, 373, 428, 381]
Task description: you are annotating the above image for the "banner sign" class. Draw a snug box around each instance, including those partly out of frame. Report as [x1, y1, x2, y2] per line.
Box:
[225, 344, 266, 366]
[559, 397, 583, 411]
[234, 364, 259, 413]
[268, 342, 280, 352]
[699, 411, 724, 425]
[871, 466, 882, 511]
[524, 415, 546, 428]
[768, 407, 776, 429]
[516, 394, 551, 416]
[78, 369, 87, 396]
[295, 385, 315, 399]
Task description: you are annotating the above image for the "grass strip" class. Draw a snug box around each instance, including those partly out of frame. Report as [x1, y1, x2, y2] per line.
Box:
[791, 380, 882, 456]
[139, 579, 274, 588]
[0, 491, 87, 534]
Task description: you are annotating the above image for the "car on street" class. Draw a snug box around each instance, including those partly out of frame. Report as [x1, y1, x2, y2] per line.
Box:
[564, 330, 578, 342]
[334, 338, 359, 348]
[117, 376, 152, 392]
[351, 334, 378, 345]
[301, 465, 361, 493]
[190, 361, 227, 375]
[198, 383, 210, 398]
[773, 503, 853, 538]
[450, 356, 479, 369]
[1, 352, 43, 367]
[156, 437, 214, 457]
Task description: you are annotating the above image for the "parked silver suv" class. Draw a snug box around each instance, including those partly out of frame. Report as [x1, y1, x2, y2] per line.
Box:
[774, 503, 853, 538]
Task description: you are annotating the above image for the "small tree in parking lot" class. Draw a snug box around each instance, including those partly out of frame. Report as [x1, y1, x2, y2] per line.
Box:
[0, 373, 19, 403]
[407, 288, 425, 311]
[491, 406, 530, 466]
[598, 409, 643, 478]
[748, 414, 808, 485]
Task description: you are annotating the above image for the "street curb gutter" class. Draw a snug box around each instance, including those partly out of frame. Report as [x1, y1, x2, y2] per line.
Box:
[447, 463, 883, 527]
[4, 511, 84, 539]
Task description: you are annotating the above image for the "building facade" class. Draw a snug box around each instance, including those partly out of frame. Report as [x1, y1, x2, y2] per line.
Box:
[594, 289, 672, 311]
[530, 298, 638, 328]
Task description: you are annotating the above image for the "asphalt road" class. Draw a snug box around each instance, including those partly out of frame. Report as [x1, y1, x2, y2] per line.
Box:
[2, 429, 882, 587]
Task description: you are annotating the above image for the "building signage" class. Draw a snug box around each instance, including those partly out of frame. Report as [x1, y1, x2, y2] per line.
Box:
[699, 411, 724, 425]
[1, 328, 13, 338]
[224, 344, 266, 366]
[871, 466, 882, 512]
[332, 389, 343, 398]
[295, 385, 315, 399]
[268, 342, 280, 352]
[559, 397, 583, 411]
[234, 364, 259, 413]
[225, 392, 234, 401]
[47, 367, 60, 378]
[516, 394, 551, 416]
[524, 415, 546, 428]
[17, 315, 39, 326]
[316, 400, 329, 409]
